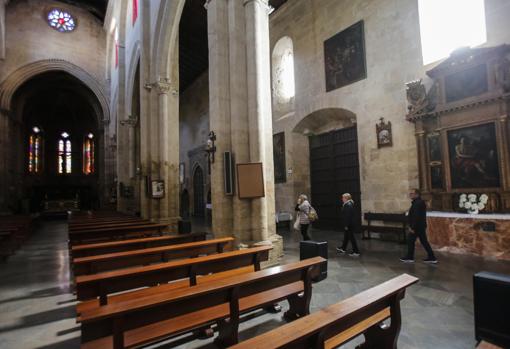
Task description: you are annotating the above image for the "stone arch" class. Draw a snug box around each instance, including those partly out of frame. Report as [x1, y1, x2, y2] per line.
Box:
[126, 41, 141, 114]
[292, 108, 357, 136]
[0, 59, 109, 124]
[152, 0, 185, 82]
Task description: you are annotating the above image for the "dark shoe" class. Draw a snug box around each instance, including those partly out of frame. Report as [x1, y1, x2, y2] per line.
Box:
[423, 258, 438, 264]
[399, 256, 415, 263]
[336, 247, 346, 254]
[348, 252, 360, 257]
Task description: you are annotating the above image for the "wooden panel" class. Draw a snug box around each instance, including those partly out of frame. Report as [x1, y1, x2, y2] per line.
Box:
[310, 126, 361, 229]
[237, 163, 265, 199]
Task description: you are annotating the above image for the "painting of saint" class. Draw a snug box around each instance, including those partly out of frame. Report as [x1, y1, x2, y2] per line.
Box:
[273, 132, 286, 183]
[324, 21, 366, 92]
[448, 123, 500, 188]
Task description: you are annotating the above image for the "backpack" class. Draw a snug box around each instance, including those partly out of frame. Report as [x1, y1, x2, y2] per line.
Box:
[308, 206, 319, 222]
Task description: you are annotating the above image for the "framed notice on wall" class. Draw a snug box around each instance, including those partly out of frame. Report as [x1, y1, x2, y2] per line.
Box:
[236, 163, 265, 199]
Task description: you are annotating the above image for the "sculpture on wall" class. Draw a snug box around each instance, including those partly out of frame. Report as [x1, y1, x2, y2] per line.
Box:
[375, 117, 392, 148]
[405, 79, 437, 119]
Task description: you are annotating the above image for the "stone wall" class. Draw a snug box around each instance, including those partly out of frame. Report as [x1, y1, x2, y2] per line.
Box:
[269, 0, 510, 219]
[179, 71, 210, 215]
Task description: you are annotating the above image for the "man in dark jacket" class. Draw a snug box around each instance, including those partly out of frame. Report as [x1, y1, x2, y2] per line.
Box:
[400, 189, 437, 264]
[336, 193, 360, 257]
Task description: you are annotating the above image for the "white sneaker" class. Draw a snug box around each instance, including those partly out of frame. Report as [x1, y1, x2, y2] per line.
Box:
[348, 252, 360, 257]
[336, 247, 346, 254]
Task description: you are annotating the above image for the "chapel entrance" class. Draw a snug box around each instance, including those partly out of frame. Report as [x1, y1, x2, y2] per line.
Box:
[309, 126, 361, 230]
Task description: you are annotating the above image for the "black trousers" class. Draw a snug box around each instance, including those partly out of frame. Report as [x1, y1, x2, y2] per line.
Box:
[341, 229, 359, 253]
[406, 228, 436, 259]
[300, 224, 310, 240]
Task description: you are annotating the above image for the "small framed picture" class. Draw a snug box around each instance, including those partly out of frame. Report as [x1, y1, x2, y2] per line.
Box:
[376, 117, 393, 148]
[151, 180, 165, 199]
[179, 163, 185, 185]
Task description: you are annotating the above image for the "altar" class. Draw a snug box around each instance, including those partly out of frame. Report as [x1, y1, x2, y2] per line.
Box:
[427, 211, 510, 261]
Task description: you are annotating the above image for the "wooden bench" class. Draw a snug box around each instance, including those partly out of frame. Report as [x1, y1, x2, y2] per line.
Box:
[0, 231, 15, 261]
[68, 223, 169, 245]
[72, 237, 234, 276]
[230, 273, 419, 349]
[362, 212, 407, 244]
[71, 232, 207, 258]
[69, 220, 150, 231]
[477, 341, 504, 349]
[78, 257, 325, 349]
[75, 245, 272, 311]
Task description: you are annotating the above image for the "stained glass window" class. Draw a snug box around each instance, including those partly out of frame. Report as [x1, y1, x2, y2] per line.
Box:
[132, 0, 138, 25]
[83, 133, 95, 175]
[58, 132, 72, 174]
[47, 9, 76, 33]
[28, 127, 43, 174]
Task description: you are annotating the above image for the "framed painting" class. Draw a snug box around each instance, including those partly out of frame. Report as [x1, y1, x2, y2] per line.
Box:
[324, 20, 366, 92]
[447, 123, 500, 189]
[237, 163, 265, 199]
[151, 180, 165, 199]
[273, 132, 286, 183]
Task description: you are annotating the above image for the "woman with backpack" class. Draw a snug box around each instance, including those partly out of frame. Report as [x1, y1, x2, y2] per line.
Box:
[295, 194, 312, 241]
[336, 193, 360, 257]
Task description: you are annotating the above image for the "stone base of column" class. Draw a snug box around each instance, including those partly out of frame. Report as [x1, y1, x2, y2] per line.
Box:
[252, 234, 284, 268]
[155, 216, 180, 233]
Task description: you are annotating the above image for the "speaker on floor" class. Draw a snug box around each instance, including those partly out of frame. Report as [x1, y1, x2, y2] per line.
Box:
[178, 220, 192, 235]
[473, 271, 510, 348]
[300, 240, 328, 282]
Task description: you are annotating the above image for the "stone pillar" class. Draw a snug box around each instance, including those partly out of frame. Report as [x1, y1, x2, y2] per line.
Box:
[207, 0, 234, 237]
[0, 110, 9, 212]
[0, 0, 6, 60]
[155, 78, 180, 229]
[207, 0, 282, 262]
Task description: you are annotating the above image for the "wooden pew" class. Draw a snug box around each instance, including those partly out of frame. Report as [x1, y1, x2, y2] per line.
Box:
[71, 232, 207, 258]
[230, 273, 419, 349]
[0, 231, 15, 261]
[69, 220, 150, 231]
[78, 257, 326, 349]
[73, 237, 234, 276]
[68, 223, 169, 245]
[477, 341, 504, 349]
[75, 245, 272, 312]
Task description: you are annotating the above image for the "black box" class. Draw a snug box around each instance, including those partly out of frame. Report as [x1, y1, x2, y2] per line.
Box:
[300, 241, 328, 282]
[178, 220, 192, 235]
[473, 271, 510, 348]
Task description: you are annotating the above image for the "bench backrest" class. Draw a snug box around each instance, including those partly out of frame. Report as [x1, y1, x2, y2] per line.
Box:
[72, 237, 234, 275]
[71, 232, 207, 258]
[230, 273, 418, 349]
[68, 223, 169, 244]
[79, 257, 325, 345]
[75, 245, 272, 302]
[364, 212, 407, 223]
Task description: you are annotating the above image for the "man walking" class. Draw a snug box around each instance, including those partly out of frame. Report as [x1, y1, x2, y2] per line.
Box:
[336, 193, 360, 257]
[400, 189, 438, 264]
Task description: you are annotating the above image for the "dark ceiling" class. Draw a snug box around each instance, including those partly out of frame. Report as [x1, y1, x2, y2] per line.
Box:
[179, 0, 288, 92]
[53, 0, 108, 22]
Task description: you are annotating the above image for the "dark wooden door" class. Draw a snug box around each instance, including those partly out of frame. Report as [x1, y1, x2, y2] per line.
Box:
[309, 126, 361, 230]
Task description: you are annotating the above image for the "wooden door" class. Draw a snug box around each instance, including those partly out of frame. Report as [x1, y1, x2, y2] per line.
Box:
[309, 126, 361, 230]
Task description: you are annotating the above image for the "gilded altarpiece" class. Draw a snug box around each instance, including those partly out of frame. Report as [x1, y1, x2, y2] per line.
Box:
[406, 45, 510, 213]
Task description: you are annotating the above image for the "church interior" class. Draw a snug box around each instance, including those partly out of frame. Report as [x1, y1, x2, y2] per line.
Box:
[0, 0, 510, 348]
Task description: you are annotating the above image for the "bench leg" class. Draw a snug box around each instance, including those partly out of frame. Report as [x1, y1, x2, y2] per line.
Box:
[357, 292, 403, 349]
[214, 318, 239, 348]
[264, 303, 282, 313]
[284, 293, 310, 321]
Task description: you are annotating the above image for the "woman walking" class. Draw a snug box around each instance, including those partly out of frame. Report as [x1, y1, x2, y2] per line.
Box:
[295, 194, 311, 241]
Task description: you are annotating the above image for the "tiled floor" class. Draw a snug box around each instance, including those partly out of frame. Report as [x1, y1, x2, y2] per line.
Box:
[0, 220, 509, 349]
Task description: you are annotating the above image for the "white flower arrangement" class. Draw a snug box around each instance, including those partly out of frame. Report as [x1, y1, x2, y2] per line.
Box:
[459, 193, 488, 214]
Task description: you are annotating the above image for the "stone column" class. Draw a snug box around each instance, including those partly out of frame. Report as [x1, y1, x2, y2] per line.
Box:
[207, 0, 234, 237]
[0, 0, 7, 60]
[155, 78, 180, 229]
[0, 110, 9, 212]
[207, 0, 281, 260]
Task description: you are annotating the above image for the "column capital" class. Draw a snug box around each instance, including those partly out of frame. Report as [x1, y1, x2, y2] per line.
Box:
[243, 0, 269, 6]
[143, 77, 178, 96]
